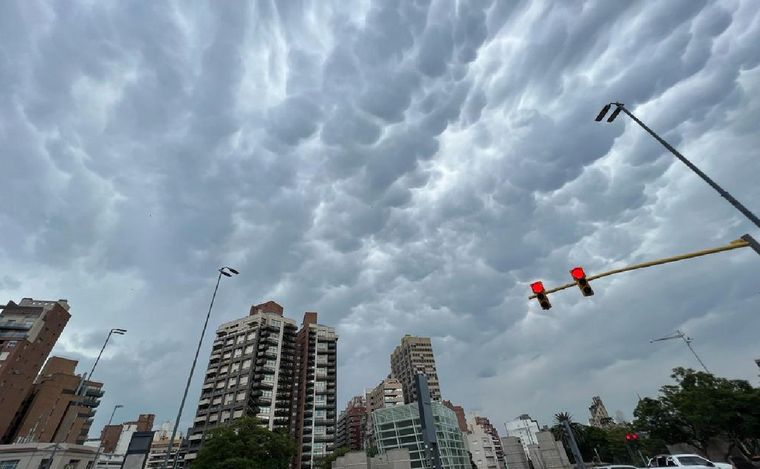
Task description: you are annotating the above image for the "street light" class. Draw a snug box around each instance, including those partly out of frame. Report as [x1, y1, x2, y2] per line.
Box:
[92, 404, 123, 464]
[161, 266, 239, 469]
[595, 102, 760, 230]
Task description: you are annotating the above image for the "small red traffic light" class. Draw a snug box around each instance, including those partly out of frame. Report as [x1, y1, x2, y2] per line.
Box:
[570, 267, 586, 280]
[530, 282, 545, 294]
[625, 432, 639, 441]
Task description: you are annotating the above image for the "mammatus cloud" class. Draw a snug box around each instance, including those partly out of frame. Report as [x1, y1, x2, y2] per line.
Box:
[1, 0, 759, 434]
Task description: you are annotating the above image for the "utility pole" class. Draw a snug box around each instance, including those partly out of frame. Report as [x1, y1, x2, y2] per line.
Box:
[650, 329, 710, 373]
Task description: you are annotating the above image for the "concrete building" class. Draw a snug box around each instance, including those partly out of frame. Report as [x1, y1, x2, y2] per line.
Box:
[292, 312, 338, 469]
[588, 396, 613, 428]
[504, 414, 540, 453]
[390, 336, 441, 404]
[183, 301, 298, 463]
[0, 298, 71, 443]
[366, 378, 404, 413]
[183, 301, 338, 469]
[527, 431, 571, 469]
[442, 401, 467, 433]
[466, 419, 500, 469]
[98, 414, 154, 454]
[12, 356, 103, 445]
[145, 422, 184, 469]
[0, 442, 96, 468]
[333, 448, 412, 469]
[371, 402, 470, 469]
[501, 436, 530, 469]
[337, 396, 367, 451]
[473, 417, 505, 469]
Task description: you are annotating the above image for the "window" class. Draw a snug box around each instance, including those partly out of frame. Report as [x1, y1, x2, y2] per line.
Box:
[315, 410, 326, 419]
[38, 460, 52, 469]
[236, 392, 246, 401]
[271, 319, 282, 327]
[236, 335, 245, 344]
[215, 381, 225, 389]
[230, 363, 240, 372]
[263, 374, 275, 382]
[259, 406, 270, 414]
[242, 359, 251, 369]
[7, 341, 17, 348]
[314, 426, 326, 435]
[316, 355, 328, 364]
[244, 345, 254, 354]
[677, 457, 711, 467]
[0, 461, 20, 469]
[233, 349, 242, 358]
[315, 395, 326, 404]
[312, 443, 326, 456]
[233, 410, 243, 418]
[262, 390, 273, 398]
[63, 460, 80, 469]
[224, 394, 234, 405]
[239, 376, 248, 385]
[315, 381, 326, 392]
[0, 352, 8, 361]
[265, 359, 277, 368]
[317, 343, 327, 351]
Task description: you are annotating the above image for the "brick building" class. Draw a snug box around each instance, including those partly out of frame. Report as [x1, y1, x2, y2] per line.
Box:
[0, 299, 71, 443]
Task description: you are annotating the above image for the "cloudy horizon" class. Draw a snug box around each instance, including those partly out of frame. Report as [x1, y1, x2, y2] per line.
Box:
[2, 0, 759, 436]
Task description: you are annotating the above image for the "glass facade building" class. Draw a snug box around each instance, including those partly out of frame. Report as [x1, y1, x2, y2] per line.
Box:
[371, 402, 470, 469]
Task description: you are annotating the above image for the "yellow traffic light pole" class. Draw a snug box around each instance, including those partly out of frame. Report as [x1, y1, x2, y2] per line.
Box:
[528, 235, 758, 299]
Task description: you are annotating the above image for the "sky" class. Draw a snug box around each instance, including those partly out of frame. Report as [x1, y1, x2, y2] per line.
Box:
[2, 0, 760, 437]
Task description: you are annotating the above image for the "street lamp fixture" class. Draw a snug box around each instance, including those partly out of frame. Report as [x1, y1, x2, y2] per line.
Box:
[161, 266, 239, 469]
[595, 102, 760, 230]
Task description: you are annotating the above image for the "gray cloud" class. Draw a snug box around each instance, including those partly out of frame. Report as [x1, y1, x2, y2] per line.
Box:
[1, 0, 759, 437]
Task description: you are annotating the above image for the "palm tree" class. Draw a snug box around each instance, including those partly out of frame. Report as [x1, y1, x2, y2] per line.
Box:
[551, 412, 586, 464]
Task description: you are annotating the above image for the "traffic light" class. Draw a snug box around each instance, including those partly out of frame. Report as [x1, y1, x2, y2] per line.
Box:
[531, 281, 552, 310]
[570, 266, 594, 297]
[625, 432, 640, 449]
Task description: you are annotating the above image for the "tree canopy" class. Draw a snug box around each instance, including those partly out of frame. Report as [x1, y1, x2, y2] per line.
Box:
[633, 367, 760, 459]
[192, 417, 296, 469]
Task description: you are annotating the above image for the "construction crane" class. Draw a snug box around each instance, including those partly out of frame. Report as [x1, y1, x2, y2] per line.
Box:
[650, 329, 710, 373]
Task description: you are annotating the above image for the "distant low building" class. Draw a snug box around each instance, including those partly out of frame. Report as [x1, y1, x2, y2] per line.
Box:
[145, 422, 184, 469]
[0, 442, 96, 468]
[588, 396, 614, 428]
[371, 402, 470, 468]
[332, 448, 412, 469]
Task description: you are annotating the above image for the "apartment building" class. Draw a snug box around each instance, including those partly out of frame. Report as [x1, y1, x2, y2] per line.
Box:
[390, 336, 441, 404]
[0, 298, 71, 443]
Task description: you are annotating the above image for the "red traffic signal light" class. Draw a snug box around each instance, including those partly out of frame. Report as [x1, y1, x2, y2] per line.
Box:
[530, 281, 552, 310]
[625, 432, 639, 441]
[569, 266, 594, 297]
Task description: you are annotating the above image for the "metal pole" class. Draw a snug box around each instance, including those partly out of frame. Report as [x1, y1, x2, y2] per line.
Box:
[614, 103, 760, 230]
[681, 333, 710, 374]
[78, 331, 113, 395]
[528, 236, 752, 299]
[161, 270, 224, 469]
[562, 420, 586, 469]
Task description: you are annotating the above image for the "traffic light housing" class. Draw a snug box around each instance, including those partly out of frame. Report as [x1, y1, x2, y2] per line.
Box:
[625, 432, 640, 449]
[531, 281, 552, 310]
[570, 267, 594, 297]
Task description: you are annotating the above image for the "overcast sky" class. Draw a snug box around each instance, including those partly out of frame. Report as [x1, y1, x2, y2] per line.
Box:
[2, 0, 760, 437]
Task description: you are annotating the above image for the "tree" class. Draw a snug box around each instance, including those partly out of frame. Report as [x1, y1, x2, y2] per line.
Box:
[192, 417, 296, 469]
[633, 367, 760, 460]
[316, 446, 351, 469]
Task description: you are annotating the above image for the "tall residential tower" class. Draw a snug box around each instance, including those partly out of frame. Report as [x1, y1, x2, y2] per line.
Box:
[390, 335, 441, 404]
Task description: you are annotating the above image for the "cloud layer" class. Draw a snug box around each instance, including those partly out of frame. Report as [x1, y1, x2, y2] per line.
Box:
[2, 0, 759, 433]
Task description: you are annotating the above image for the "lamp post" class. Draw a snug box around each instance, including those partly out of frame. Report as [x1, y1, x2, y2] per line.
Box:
[595, 102, 760, 230]
[92, 404, 123, 465]
[161, 266, 239, 469]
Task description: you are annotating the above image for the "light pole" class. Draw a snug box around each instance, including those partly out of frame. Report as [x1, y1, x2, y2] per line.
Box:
[57, 328, 127, 445]
[161, 266, 239, 469]
[595, 102, 760, 230]
[650, 329, 710, 373]
[92, 404, 123, 465]
[77, 328, 128, 395]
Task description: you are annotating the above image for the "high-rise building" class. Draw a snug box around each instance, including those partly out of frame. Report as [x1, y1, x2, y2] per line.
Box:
[370, 402, 470, 469]
[366, 377, 404, 413]
[336, 396, 366, 451]
[390, 335, 441, 404]
[504, 415, 540, 453]
[442, 401, 467, 433]
[588, 396, 613, 428]
[0, 298, 71, 443]
[467, 419, 500, 469]
[11, 356, 104, 445]
[292, 312, 338, 469]
[184, 301, 298, 463]
[473, 416, 505, 469]
[183, 301, 338, 469]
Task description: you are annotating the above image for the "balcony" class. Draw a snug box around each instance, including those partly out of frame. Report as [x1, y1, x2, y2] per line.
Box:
[0, 321, 32, 331]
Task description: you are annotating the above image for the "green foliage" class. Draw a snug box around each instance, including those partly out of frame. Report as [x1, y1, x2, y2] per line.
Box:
[192, 417, 296, 469]
[633, 367, 760, 459]
[316, 446, 351, 469]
